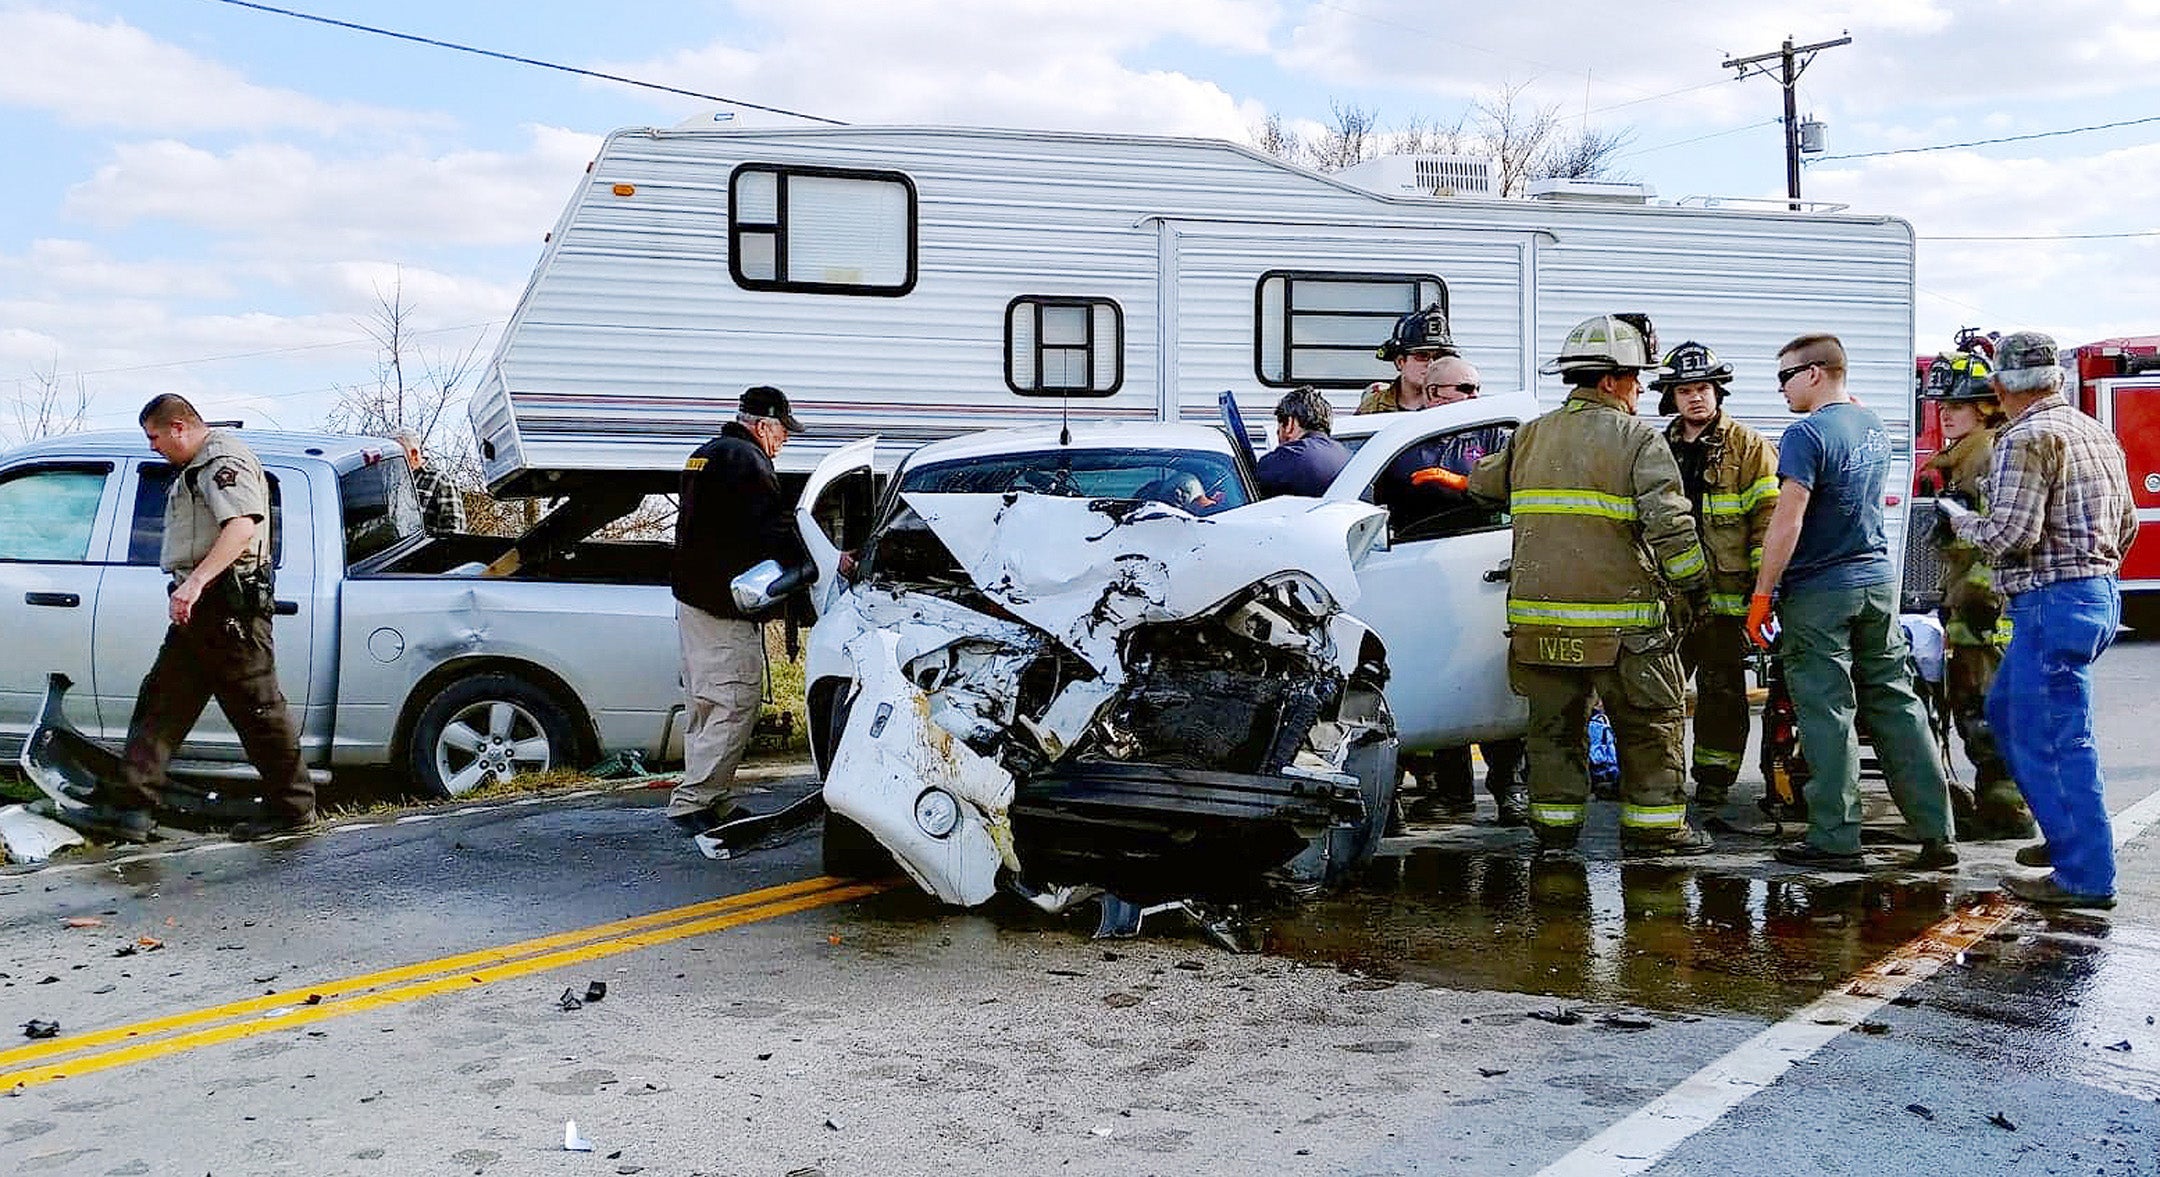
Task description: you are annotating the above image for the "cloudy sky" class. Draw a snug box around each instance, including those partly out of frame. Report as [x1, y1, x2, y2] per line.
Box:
[3, 0, 2156, 442]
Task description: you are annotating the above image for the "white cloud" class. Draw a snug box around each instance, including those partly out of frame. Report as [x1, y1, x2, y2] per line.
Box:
[62, 124, 599, 250]
[603, 0, 1280, 137]
[0, 8, 433, 134]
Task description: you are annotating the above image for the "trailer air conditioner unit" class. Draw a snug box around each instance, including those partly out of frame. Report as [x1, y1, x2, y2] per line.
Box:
[1336, 154, 1501, 198]
[1525, 177, 1657, 205]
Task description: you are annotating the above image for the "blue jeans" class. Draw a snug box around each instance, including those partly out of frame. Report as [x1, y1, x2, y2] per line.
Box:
[1989, 576, 2121, 895]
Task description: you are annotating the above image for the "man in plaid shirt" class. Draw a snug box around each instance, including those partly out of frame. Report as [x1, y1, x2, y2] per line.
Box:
[397, 430, 467, 535]
[1944, 331, 2139, 908]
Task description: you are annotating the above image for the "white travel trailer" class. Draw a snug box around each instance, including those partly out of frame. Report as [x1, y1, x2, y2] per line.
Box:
[470, 121, 1916, 530]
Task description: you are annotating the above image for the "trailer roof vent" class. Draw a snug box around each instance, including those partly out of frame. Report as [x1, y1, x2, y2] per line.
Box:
[1525, 177, 1657, 205]
[1336, 154, 1501, 199]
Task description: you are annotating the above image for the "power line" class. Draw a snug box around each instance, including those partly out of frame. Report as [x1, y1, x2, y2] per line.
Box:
[1810, 113, 2160, 163]
[203, 0, 846, 126]
[1920, 229, 2160, 241]
[1617, 118, 1780, 158]
[53, 321, 499, 381]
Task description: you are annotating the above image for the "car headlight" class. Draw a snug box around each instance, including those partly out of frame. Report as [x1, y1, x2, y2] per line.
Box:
[1263, 572, 1336, 621]
[914, 788, 961, 838]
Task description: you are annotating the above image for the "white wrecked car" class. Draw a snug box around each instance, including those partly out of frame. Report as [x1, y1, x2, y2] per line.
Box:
[779, 423, 1400, 914]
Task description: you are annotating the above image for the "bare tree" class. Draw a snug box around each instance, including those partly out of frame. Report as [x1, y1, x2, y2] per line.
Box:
[1250, 83, 1632, 196]
[1310, 100, 1384, 172]
[322, 272, 506, 530]
[5, 360, 90, 447]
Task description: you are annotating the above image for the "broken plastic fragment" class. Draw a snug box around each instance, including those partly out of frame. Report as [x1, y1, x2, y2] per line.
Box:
[584, 981, 607, 1003]
[61, 917, 103, 929]
[559, 988, 583, 1012]
[1987, 1112, 2017, 1132]
[20, 1019, 60, 1040]
[1905, 1103, 1934, 1120]
[564, 1120, 593, 1151]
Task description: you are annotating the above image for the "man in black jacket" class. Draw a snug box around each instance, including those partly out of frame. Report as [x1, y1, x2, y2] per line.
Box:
[668, 386, 811, 833]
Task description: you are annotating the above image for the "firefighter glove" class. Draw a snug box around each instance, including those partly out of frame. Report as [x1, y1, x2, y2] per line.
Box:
[1744, 593, 1776, 649]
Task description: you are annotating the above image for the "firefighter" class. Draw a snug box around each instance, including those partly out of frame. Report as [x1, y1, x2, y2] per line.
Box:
[1921, 363, 2039, 841]
[1358, 302, 1458, 414]
[1468, 314, 1715, 857]
[1652, 342, 1778, 811]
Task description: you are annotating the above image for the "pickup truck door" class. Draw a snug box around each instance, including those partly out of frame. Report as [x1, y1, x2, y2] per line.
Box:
[88, 458, 318, 762]
[1324, 396, 1531, 750]
[795, 437, 877, 618]
[0, 460, 120, 755]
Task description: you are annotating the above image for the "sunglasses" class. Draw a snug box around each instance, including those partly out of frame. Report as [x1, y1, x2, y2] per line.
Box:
[1776, 360, 1825, 387]
[1427, 382, 1480, 395]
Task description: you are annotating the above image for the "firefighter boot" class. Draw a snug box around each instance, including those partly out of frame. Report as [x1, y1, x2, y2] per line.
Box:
[1620, 824, 1715, 858]
[1690, 768, 1736, 811]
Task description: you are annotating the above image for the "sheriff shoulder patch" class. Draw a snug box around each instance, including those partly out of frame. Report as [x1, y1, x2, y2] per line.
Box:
[212, 465, 240, 490]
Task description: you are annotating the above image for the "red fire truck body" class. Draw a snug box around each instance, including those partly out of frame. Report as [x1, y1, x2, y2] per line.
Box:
[2065, 337, 2160, 593]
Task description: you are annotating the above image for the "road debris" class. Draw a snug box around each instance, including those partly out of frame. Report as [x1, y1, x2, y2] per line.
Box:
[0, 804, 85, 864]
[1336, 1040, 1412, 1054]
[1102, 992, 1143, 1009]
[1987, 1112, 2017, 1132]
[20, 1019, 60, 1039]
[61, 916, 104, 928]
[2105, 1040, 2133, 1052]
[1477, 1067, 1509, 1078]
[563, 1121, 593, 1152]
[1856, 1021, 1892, 1035]
[585, 981, 608, 1003]
[1527, 1007, 1584, 1026]
[1597, 1014, 1655, 1032]
[1906, 1103, 1934, 1120]
[559, 988, 584, 1012]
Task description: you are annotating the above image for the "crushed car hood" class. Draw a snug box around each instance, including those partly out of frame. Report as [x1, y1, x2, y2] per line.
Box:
[901, 492, 1386, 662]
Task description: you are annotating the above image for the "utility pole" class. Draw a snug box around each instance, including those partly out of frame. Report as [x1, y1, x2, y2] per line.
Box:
[1722, 35, 1852, 210]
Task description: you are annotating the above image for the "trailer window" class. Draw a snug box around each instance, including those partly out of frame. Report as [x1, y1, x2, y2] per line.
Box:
[1005, 297, 1122, 397]
[1254, 271, 1447, 388]
[729, 164, 917, 297]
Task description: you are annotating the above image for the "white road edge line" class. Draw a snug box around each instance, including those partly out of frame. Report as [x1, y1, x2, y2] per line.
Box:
[1535, 786, 2160, 1177]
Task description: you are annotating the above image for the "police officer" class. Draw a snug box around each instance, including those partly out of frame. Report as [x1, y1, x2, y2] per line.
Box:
[667, 385, 812, 835]
[1921, 360, 2038, 841]
[1469, 314, 1714, 856]
[58, 395, 314, 844]
[1654, 342, 1779, 811]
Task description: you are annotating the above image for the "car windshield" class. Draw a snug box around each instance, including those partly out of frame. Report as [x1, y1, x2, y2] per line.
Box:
[897, 447, 1250, 515]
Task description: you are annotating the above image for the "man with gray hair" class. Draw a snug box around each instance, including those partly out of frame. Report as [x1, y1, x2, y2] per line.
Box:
[1255, 385, 1350, 498]
[1941, 331, 2139, 908]
[395, 429, 466, 535]
[666, 386, 810, 835]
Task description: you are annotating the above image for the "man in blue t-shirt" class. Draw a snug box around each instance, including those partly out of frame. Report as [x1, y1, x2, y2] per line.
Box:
[1746, 333, 1953, 872]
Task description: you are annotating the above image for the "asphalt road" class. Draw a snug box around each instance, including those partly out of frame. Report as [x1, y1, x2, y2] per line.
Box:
[4, 641, 2158, 1177]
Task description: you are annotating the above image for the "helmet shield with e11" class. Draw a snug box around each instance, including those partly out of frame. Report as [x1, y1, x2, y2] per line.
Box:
[1651, 340, 1735, 414]
[1377, 302, 1459, 361]
[1541, 313, 1664, 380]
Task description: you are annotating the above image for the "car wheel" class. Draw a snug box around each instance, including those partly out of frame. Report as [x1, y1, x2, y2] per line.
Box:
[811, 685, 898, 879]
[408, 672, 580, 799]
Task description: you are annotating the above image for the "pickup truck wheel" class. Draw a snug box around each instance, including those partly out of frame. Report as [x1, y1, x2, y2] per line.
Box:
[813, 689, 898, 879]
[409, 673, 580, 799]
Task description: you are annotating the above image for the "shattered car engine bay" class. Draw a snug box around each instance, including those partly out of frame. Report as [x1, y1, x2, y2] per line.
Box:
[782, 439, 1400, 947]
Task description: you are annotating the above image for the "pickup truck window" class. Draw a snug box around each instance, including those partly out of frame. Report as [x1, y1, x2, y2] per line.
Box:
[338, 459, 423, 565]
[127, 465, 285, 567]
[0, 464, 111, 562]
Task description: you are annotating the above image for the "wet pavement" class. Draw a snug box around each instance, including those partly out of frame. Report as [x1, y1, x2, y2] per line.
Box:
[1, 639, 2156, 1174]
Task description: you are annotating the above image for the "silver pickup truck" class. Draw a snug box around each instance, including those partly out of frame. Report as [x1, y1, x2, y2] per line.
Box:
[0, 429, 684, 797]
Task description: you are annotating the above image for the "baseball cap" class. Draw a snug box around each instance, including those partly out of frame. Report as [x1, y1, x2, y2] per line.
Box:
[740, 385, 807, 434]
[1993, 331, 2059, 374]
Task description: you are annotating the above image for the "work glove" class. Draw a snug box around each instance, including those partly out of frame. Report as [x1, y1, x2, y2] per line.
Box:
[1667, 586, 1708, 641]
[1744, 592, 1777, 649]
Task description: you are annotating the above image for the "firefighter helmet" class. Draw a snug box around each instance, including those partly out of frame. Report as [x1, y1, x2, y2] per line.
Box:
[1376, 303, 1459, 361]
[1541, 313, 1663, 379]
[1651, 341, 1734, 414]
[1923, 351, 1993, 400]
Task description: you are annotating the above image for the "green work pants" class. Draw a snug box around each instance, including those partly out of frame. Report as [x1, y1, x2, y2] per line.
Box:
[1776, 580, 1952, 854]
[1509, 636, 1689, 836]
[1679, 613, 1751, 797]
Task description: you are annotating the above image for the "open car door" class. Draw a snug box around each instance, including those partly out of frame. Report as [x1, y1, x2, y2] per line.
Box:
[1325, 392, 1536, 750]
[795, 437, 877, 618]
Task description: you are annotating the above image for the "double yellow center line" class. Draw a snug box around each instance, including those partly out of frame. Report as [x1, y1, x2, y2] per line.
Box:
[1, 874, 888, 1090]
